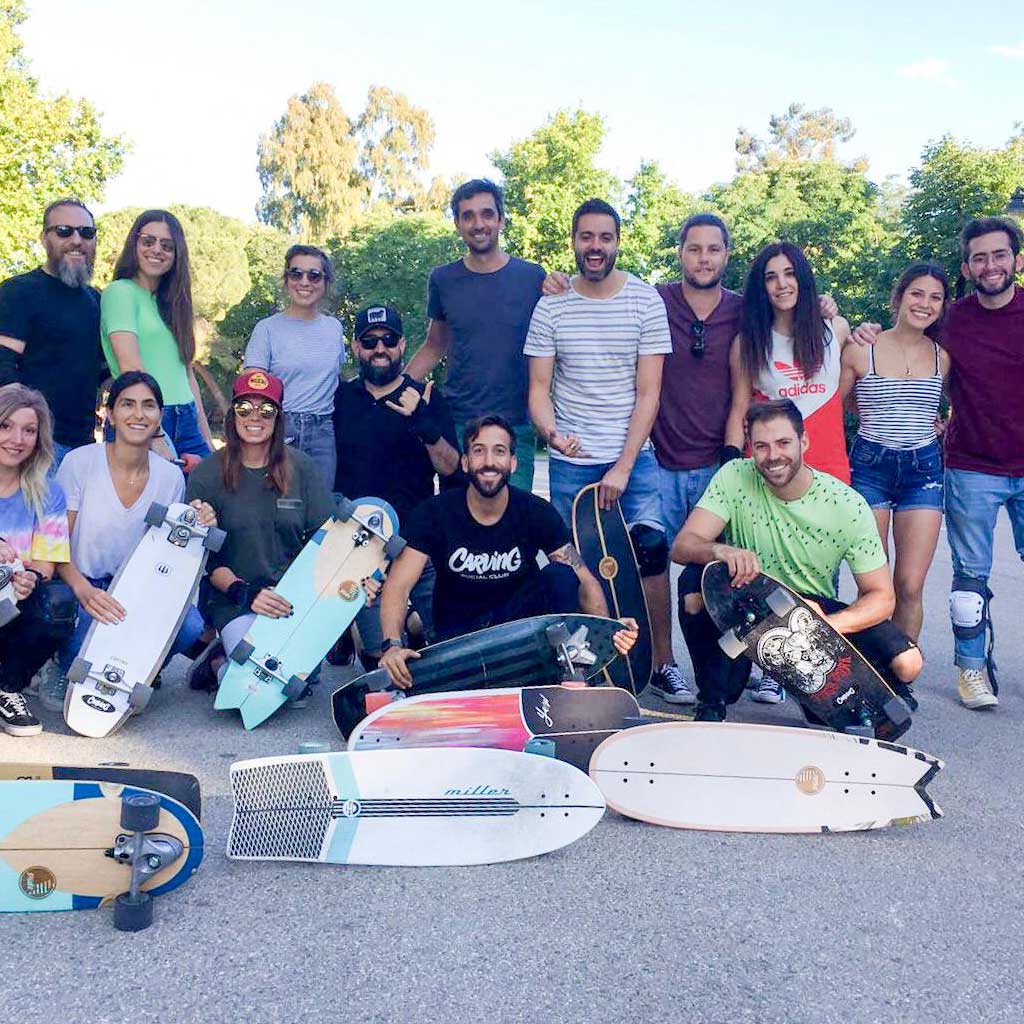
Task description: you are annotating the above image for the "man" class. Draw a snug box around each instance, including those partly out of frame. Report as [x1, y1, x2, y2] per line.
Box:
[524, 198, 679, 699]
[377, 415, 636, 688]
[333, 305, 461, 667]
[0, 199, 104, 466]
[407, 179, 546, 490]
[673, 399, 922, 722]
[856, 216, 1024, 710]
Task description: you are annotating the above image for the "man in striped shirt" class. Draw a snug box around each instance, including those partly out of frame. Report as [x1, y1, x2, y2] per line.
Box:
[525, 198, 681, 697]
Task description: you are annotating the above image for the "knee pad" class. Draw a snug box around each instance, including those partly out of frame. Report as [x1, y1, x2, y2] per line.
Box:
[36, 580, 77, 634]
[950, 576, 991, 641]
[629, 524, 668, 577]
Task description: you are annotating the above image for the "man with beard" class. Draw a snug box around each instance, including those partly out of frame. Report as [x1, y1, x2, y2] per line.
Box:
[854, 216, 1024, 711]
[408, 179, 546, 489]
[672, 399, 922, 722]
[376, 415, 636, 687]
[525, 198, 678, 697]
[0, 199, 104, 465]
[333, 305, 460, 668]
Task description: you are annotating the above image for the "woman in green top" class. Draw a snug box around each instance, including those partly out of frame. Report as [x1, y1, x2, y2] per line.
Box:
[101, 209, 214, 459]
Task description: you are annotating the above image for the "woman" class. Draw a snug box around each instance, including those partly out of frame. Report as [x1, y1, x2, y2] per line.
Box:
[726, 242, 854, 484]
[184, 370, 376, 694]
[46, 372, 216, 710]
[0, 384, 72, 736]
[101, 209, 214, 459]
[243, 245, 344, 486]
[839, 262, 950, 642]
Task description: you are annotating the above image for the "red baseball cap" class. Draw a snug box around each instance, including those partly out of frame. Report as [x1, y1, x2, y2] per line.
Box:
[233, 369, 284, 407]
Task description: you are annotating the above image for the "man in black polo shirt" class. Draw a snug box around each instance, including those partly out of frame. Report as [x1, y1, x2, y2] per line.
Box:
[0, 198, 104, 465]
[333, 304, 461, 667]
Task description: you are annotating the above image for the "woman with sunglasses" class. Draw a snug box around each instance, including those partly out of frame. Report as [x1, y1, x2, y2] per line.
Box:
[243, 245, 344, 486]
[0, 384, 73, 736]
[184, 370, 341, 693]
[101, 209, 214, 460]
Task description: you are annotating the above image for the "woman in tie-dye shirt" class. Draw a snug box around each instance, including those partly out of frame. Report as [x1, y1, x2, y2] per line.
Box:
[0, 383, 71, 736]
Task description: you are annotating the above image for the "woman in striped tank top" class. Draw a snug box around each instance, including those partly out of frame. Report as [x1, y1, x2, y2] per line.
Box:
[839, 262, 950, 643]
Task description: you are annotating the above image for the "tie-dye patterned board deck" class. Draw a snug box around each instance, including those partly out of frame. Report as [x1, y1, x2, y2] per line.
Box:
[347, 684, 640, 771]
[591, 722, 943, 834]
[228, 749, 605, 866]
[216, 498, 397, 730]
[0, 781, 203, 913]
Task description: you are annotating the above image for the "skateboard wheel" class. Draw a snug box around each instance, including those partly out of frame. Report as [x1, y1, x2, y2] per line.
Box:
[120, 791, 161, 831]
[68, 656, 91, 682]
[203, 527, 227, 553]
[283, 675, 306, 700]
[524, 738, 556, 758]
[128, 684, 152, 710]
[545, 622, 571, 647]
[882, 697, 912, 728]
[114, 891, 154, 932]
[0, 598, 18, 627]
[230, 640, 254, 665]
[144, 502, 168, 528]
[335, 496, 356, 520]
[718, 629, 746, 659]
[766, 588, 796, 617]
[384, 535, 406, 560]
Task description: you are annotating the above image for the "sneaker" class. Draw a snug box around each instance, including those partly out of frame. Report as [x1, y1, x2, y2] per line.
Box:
[694, 702, 726, 723]
[38, 662, 69, 713]
[326, 629, 355, 667]
[649, 663, 696, 705]
[0, 689, 43, 736]
[958, 668, 997, 710]
[751, 673, 786, 704]
[187, 639, 224, 693]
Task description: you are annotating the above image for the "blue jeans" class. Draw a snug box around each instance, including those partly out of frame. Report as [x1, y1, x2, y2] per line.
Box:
[548, 447, 665, 531]
[850, 437, 944, 512]
[162, 402, 211, 459]
[356, 559, 436, 651]
[58, 575, 205, 676]
[945, 468, 1024, 669]
[284, 412, 336, 489]
[658, 462, 718, 542]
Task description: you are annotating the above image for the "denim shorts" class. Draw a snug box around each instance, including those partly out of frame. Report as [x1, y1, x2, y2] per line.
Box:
[849, 436, 944, 512]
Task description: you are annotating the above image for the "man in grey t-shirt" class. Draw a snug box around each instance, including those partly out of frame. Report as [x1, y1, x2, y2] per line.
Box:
[407, 179, 545, 490]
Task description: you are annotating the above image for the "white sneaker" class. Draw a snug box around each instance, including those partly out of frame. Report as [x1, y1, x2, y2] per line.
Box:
[958, 668, 997, 709]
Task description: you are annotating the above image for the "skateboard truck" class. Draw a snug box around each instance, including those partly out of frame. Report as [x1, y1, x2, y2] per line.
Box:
[229, 642, 306, 700]
[144, 502, 226, 552]
[545, 622, 596, 682]
[107, 793, 184, 932]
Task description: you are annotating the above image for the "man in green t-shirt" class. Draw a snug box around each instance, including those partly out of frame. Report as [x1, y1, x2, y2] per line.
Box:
[672, 399, 923, 722]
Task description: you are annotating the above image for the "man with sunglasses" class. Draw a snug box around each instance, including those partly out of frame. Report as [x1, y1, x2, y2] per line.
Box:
[333, 305, 461, 668]
[0, 199, 104, 466]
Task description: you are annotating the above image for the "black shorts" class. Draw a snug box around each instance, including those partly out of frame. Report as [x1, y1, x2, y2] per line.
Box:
[810, 594, 917, 674]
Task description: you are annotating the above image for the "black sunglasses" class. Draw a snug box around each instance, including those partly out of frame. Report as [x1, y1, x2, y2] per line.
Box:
[286, 267, 325, 283]
[690, 318, 706, 358]
[45, 224, 97, 240]
[359, 332, 401, 350]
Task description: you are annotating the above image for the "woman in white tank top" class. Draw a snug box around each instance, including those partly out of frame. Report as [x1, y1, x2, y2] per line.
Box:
[839, 262, 951, 643]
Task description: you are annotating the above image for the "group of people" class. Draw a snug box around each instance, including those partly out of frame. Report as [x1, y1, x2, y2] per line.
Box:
[0, 178, 1020, 738]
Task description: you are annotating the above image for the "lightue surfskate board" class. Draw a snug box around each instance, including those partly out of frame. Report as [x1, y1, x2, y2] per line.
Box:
[0, 780, 203, 930]
[591, 722, 943, 833]
[216, 497, 402, 730]
[227, 749, 605, 866]
[65, 502, 225, 738]
[347, 683, 641, 771]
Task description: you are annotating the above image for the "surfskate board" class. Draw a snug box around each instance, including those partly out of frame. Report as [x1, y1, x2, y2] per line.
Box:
[227, 748, 605, 866]
[591, 721, 943, 833]
[0, 558, 23, 627]
[65, 502, 225, 738]
[701, 561, 913, 740]
[331, 613, 623, 738]
[216, 497, 402, 730]
[0, 780, 203, 930]
[572, 483, 653, 695]
[0, 764, 201, 820]
[347, 684, 641, 771]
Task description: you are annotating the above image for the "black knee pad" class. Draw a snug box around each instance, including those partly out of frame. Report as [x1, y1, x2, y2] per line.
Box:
[629, 524, 668, 577]
[36, 579, 77, 637]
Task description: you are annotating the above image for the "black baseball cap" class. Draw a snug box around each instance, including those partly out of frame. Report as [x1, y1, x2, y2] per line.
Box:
[355, 305, 403, 340]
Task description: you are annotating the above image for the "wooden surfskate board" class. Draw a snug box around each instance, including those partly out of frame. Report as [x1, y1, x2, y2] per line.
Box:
[591, 722, 943, 833]
[227, 749, 605, 866]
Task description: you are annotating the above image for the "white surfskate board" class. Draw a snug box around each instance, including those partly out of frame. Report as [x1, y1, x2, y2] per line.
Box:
[590, 722, 943, 833]
[65, 502, 225, 738]
[227, 748, 605, 866]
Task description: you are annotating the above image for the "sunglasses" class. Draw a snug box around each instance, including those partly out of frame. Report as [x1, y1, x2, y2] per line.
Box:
[690, 318, 706, 359]
[286, 267, 325, 283]
[139, 234, 176, 253]
[359, 332, 401, 350]
[45, 224, 97, 240]
[232, 399, 279, 420]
